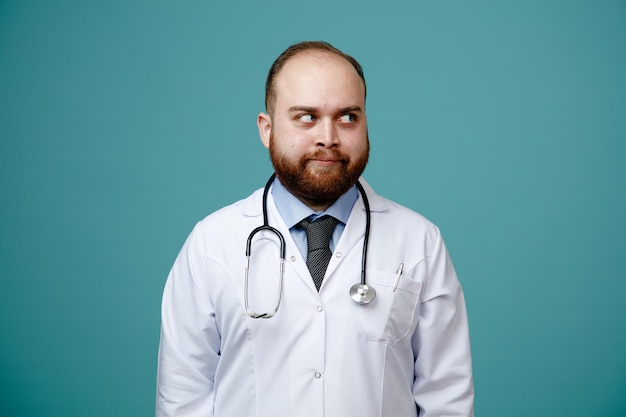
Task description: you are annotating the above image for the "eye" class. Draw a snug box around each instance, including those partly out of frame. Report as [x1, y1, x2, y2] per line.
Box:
[297, 114, 316, 123]
[337, 113, 356, 123]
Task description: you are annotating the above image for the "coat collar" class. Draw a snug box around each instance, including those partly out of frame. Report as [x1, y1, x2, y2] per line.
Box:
[240, 177, 389, 296]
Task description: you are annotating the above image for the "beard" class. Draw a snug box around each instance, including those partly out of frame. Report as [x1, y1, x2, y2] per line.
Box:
[269, 132, 369, 207]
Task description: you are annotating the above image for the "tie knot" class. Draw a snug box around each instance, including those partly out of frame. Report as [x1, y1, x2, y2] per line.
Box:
[297, 215, 339, 252]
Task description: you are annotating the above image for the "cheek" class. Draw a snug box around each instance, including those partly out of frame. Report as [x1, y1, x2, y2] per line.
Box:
[274, 129, 309, 151]
[271, 135, 304, 160]
[344, 132, 369, 153]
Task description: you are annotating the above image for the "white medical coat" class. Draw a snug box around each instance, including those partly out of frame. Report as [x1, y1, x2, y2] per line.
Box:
[156, 179, 474, 417]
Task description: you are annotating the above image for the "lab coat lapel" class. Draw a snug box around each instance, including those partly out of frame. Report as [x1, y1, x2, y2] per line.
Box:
[263, 188, 321, 296]
[327, 196, 366, 277]
[244, 178, 388, 296]
[324, 179, 388, 287]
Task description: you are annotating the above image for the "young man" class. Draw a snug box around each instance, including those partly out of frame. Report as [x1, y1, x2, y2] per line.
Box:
[156, 41, 474, 417]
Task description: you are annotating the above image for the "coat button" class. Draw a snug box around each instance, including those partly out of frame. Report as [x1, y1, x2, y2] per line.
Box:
[314, 372, 322, 379]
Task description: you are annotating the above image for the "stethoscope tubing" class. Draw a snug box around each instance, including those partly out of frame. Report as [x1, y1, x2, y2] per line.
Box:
[354, 180, 370, 288]
[244, 173, 374, 319]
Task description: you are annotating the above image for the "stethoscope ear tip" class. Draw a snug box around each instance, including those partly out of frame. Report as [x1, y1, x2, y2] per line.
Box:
[349, 283, 376, 304]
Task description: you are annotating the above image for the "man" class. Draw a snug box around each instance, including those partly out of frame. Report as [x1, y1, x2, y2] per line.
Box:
[156, 41, 474, 417]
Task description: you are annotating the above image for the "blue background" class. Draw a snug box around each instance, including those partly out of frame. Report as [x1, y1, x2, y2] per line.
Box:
[1, 1, 625, 416]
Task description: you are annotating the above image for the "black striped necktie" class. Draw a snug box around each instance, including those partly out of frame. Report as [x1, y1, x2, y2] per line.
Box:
[297, 215, 339, 291]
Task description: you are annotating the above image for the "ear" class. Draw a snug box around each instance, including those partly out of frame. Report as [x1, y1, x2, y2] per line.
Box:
[257, 112, 272, 149]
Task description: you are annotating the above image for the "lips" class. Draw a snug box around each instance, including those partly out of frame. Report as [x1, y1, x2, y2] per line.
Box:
[311, 158, 340, 166]
[307, 150, 345, 165]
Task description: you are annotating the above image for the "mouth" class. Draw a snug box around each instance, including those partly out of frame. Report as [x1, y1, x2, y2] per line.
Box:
[310, 157, 341, 167]
[307, 150, 345, 168]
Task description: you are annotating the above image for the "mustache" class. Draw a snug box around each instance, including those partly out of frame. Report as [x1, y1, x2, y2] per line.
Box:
[305, 149, 348, 161]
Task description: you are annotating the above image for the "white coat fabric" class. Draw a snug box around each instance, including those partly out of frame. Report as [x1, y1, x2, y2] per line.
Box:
[156, 179, 474, 417]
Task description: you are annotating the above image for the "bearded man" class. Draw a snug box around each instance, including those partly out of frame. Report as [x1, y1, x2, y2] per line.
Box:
[156, 41, 474, 417]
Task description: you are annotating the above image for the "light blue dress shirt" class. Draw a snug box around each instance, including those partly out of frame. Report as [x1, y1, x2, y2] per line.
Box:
[271, 178, 358, 259]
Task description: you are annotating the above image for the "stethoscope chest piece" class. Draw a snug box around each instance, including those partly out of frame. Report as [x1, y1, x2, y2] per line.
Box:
[349, 283, 376, 304]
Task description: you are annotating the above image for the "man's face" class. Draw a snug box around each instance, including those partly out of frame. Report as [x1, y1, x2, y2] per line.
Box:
[258, 51, 369, 210]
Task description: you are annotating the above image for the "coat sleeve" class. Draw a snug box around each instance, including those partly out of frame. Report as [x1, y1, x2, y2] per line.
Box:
[156, 226, 220, 417]
[412, 227, 474, 417]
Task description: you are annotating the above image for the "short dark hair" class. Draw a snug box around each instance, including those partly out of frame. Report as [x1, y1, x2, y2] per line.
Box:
[264, 41, 366, 116]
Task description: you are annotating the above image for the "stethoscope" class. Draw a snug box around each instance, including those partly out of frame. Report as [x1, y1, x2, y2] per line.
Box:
[244, 173, 376, 319]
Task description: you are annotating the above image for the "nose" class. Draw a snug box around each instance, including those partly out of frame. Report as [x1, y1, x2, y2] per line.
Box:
[316, 119, 338, 147]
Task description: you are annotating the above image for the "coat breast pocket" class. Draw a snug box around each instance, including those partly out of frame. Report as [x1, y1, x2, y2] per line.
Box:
[354, 269, 422, 344]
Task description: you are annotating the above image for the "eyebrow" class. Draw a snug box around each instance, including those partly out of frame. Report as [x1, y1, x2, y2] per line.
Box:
[287, 105, 363, 114]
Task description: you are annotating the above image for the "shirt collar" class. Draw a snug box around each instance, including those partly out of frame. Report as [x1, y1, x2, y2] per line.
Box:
[271, 177, 358, 229]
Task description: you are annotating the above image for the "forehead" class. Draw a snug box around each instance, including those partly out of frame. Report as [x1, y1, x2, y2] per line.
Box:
[273, 51, 365, 109]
